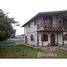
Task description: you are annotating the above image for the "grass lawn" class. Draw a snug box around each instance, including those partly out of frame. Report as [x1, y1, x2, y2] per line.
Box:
[0, 45, 41, 58]
[0, 45, 67, 58]
[0, 40, 67, 58]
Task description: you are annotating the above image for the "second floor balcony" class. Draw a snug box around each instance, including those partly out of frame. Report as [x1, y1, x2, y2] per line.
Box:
[43, 24, 62, 28]
[37, 23, 64, 31]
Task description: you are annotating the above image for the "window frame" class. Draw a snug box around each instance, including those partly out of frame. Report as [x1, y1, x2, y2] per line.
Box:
[30, 34, 34, 41]
[41, 34, 48, 42]
[29, 24, 30, 28]
[64, 34, 67, 40]
[34, 20, 36, 25]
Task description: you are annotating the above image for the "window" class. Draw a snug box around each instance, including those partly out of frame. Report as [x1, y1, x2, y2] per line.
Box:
[58, 20, 62, 25]
[29, 24, 30, 28]
[34, 20, 36, 25]
[64, 34, 67, 40]
[58, 20, 61, 23]
[30, 34, 34, 41]
[41, 34, 48, 41]
[58, 20, 62, 27]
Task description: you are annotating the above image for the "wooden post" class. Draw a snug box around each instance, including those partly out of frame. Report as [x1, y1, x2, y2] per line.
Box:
[63, 32, 64, 46]
[56, 21, 58, 46]
[37, 31, 39, 47]
[42, 31, 43, 47]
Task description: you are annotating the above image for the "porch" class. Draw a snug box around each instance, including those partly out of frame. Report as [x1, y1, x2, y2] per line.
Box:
[37, 31, 63, 47]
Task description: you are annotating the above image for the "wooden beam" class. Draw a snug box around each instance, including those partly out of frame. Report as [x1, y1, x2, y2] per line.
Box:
[37, 32, 39, 47]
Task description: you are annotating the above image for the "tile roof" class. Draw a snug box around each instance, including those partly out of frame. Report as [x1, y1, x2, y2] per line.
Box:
[22, 10, 67, 27]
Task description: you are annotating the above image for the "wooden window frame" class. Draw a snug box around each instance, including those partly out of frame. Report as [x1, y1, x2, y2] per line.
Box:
[41, 34, 48, 42]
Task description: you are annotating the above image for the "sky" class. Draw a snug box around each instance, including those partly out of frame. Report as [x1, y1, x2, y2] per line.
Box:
[0, 0, 67, 35]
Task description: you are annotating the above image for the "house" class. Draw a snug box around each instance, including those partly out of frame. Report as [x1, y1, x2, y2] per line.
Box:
[22, 10, 67, 47]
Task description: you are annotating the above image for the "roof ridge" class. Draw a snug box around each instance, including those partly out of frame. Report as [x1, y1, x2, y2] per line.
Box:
[39, 10, 67, 13]
[22, 10, 67, 27]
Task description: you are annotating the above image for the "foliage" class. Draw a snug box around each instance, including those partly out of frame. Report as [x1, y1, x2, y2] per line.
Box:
[0, 9, 18, 41]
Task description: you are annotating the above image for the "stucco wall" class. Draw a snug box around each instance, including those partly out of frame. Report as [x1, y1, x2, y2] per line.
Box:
[64, 39, 67, 45]
[24, 20, 37, 34]
[25, 32, 37, 46]
[39, 32, 63, 46]
[63, 32, 67, 45]
[58, 32, 63, 45]
[39, 32, 50, 47]
[24, 17, 43, 46]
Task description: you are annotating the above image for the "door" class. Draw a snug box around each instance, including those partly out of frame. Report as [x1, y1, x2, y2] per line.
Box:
[50, 34, 55, 46]
[25, 36, 27, 43]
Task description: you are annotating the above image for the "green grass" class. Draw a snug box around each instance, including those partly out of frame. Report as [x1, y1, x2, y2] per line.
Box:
[0, 45, 42, 58]
[0, 45, 67, 58]
[39, 48, 67, 58]
[0, 40, 67, 58]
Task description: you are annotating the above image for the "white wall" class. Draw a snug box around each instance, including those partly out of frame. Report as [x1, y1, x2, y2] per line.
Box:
[58, 32, 63, 45]
[24, 19, 38, 46]
[63, 40, 67, 45]
[25, 32, 37, 46]
[63, 32, 67, 45]
[24, 17, 43, 46]
[28, 32, 37, 46]
[39, 32, 63, 46]
[39, 32, 50, 47]
[24, 20, 37, 34]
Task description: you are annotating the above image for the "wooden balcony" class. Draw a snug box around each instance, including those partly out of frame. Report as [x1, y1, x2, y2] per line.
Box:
[43, 24, 63, 31]
[36, 23, 64, 32]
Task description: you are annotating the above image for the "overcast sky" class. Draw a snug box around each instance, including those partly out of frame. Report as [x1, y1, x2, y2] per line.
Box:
[0, 0, 67, 35]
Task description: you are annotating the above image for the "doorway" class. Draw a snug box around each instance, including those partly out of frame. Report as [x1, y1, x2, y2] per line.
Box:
[50, 34, 55, 46]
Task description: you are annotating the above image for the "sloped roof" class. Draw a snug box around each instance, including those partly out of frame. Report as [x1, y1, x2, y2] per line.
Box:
[22, 10, 67, 27]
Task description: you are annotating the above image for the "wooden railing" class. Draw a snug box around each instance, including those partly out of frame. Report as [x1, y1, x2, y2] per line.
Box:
[43, 24, 62, 28]
[43, 24, 51, 28]
[37, 22, 67, 31]
[42, 24, 64, 31]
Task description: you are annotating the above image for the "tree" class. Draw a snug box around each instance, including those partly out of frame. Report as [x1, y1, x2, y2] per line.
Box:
[0, 9, 18, 41]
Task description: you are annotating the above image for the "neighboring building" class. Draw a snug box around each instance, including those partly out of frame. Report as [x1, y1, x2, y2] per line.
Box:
[22, 10, 67, 47]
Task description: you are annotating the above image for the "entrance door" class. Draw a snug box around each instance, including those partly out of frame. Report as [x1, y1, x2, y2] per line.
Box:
[50, 34, 55, 46]
[25, 36, 27, 43]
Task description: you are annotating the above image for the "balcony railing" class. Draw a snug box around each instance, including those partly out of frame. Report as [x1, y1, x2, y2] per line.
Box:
[43, 24, 62, 28]
[42, 24, 63, 31]
[43, 24, 51, 28]
[37, 22, 67, 31]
